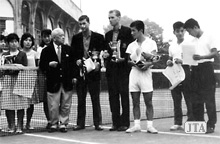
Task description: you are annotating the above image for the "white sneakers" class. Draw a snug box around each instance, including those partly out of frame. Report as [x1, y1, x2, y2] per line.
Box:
[126, 120, 158, 134]
[170, 125, 183, 131]
[146, 121, 158, 134]
[147, 126, 158, 134]
[126, 126, 141, 133]
[126, 125, 158, 134]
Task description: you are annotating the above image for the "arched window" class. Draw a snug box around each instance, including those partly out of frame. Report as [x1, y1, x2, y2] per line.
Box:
[47, 17, 53, 30]
[35, 9, 43, 45]
[65, 29, 69, 45]
[58, 22, 63, 29]
[0, 0, 14, 35]
[21, 1, 30, 33]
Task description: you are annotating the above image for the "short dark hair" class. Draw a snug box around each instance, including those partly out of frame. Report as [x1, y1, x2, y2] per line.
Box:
[109, 9, 121, 17]
[184, 18, 200, 29]
[78, 15, 90, 23]
[6, 33, 19, 43]
[40, 29, 52, 47]
[0, 35, 6, 41]
[41, 29, 52, 37]
[173, 21, 184, 31]
[130, 20, 145, 33]
[20, 33, 35, 48]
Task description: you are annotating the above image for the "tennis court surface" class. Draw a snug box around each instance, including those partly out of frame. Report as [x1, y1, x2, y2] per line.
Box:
[0, 113, 220, 144]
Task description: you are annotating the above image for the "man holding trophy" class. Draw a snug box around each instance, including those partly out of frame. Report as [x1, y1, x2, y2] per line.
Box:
[71, 15, 104, 131]
[103, 9, 133, 131]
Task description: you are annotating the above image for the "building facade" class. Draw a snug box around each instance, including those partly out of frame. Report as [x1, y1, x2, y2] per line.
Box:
[0, 0, 82, 45]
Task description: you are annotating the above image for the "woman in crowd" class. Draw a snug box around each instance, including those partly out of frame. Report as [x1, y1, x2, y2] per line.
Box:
[20, 33, 39, 130]
[37, 29, 52, 58]
[37, 29, 52, 129]
[0, 34, 7, 131]
[2, 33, 28, 133]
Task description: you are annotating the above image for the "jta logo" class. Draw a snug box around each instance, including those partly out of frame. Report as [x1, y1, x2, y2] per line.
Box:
[184, 121, 207, 134]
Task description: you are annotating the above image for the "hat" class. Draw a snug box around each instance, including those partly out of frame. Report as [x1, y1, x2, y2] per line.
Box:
[84, 58, 95, 73]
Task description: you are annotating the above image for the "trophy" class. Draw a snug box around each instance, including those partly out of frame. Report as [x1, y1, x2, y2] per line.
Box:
[141, 52, 161, 63]
[109, 40, 121, 61]
[91, 50, 99, 62]
[80, 50, 100, 78]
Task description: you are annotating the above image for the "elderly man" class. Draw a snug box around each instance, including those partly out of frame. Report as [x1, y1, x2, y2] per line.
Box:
[39, 28, 75, 133]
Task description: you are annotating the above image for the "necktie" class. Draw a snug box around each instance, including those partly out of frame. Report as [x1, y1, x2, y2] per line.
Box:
[57, 46, 61, 62]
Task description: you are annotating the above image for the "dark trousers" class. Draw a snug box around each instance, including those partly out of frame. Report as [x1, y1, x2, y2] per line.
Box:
[191, 62, 217, 128]
[43, 100, 50, 122]
[76, 77, 102, 127]
[26, 104, 34, 125]
[5, 109, 24, 129]
[43, 88, 50, 123]
[171, 65, 194, 125]
[107, 74, 130, 128]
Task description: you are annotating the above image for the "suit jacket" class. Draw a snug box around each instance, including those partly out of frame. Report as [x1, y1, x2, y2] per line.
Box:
[71, 31, 105, 81]
[104, 25, 134, 78]
[39, 43, 75, 93]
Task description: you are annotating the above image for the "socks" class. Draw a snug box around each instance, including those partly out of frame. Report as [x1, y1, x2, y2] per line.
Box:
[147, 120, 153, 128]
[134, 119, 140, 127]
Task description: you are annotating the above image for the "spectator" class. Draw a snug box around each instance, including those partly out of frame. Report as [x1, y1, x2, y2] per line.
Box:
[37, 29, 52, 129]
[37, 29, 52, 60]
[20, 33, 40, 130]
[2, 33, 28, 133]
[0, 34, 7, 131]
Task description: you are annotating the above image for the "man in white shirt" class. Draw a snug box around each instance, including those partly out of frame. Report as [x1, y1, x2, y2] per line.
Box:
[125, 20, 158, 134]
[167, 21, 194, 131]
[184, 18, 219, 133]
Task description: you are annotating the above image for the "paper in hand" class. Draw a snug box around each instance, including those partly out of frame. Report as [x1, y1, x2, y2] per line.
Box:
[162, 63, 185, 90]
[182, 44, 198, 66]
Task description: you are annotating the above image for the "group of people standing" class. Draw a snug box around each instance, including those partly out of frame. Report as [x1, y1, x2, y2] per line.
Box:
[0, 32, 40, 133]
[167, 19, 218, 134]
[0, 9, 218, 135]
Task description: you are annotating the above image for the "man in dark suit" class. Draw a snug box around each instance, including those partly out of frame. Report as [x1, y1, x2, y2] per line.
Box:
[71, 15, 104, 131]
[103, 9, 133, 131]
[39, 28, 75, 133]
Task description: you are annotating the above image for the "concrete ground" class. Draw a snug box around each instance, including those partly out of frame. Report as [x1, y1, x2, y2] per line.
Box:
[1, 113, 219, 144]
